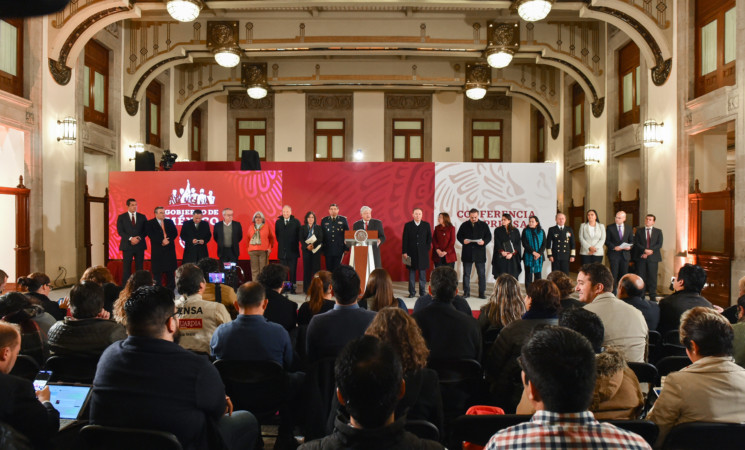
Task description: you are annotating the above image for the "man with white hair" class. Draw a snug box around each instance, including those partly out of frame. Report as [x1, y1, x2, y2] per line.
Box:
[352, 206, 386, 269]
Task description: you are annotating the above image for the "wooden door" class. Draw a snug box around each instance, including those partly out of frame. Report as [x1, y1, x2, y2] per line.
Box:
[567, 198, 584, 273]
[84, 185, 109, 268]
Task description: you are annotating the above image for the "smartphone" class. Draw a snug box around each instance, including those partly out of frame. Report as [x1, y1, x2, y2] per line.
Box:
[208, 272, 225, 283]
[282, 281, 293, 290]
[223, 262, 236, 270]
[33, 370, 52, 390]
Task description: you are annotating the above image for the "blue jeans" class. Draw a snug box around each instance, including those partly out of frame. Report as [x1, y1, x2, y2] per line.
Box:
[462, 262, 486, 297]
[409, 268, 427, 296]
[218, 410, 259, 450]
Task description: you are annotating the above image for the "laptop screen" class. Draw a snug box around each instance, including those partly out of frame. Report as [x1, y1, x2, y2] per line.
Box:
[48, 384, 92, 420]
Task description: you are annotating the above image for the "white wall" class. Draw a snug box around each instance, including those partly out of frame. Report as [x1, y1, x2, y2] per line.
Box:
[352, 92, 384, 161]
[432, 91, 464, 161]
[206, 95, 229, 161]
[274, 92, 306, 162]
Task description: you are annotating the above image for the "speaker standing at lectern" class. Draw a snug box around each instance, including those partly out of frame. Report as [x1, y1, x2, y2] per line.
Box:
[352, 206, 385, 270]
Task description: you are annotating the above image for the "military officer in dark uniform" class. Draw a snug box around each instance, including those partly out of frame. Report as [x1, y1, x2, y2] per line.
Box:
[546, 212, 575, 275]
[321, 203, 349, 273]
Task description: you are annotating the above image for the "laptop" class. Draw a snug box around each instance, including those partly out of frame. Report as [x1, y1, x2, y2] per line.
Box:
[48, 383, 92, 430]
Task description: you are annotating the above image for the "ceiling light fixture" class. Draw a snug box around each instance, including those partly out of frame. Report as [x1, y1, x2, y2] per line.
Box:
[242, 62, 269, 100]
[465, 62, 490, 100]
[485, 22, 520, 69]
[166, 0, 202, 22]
[515, 0, 554, 22]
[214, 47, 242, 68]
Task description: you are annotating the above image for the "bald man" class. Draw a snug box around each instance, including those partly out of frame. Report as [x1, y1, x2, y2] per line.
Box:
[617, 273, 659, 330]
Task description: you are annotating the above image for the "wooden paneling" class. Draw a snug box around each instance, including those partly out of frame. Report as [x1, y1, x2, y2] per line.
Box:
[0, 176, 30, 280]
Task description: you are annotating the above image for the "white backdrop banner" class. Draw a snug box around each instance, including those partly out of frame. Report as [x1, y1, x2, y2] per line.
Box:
[434, 162, 557, 284]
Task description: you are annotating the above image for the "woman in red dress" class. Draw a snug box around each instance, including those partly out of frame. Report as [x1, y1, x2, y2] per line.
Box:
[432, 212, 457, 268]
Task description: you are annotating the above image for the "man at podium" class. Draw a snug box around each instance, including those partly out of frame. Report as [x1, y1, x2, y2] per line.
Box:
[352, 206, 385, 269]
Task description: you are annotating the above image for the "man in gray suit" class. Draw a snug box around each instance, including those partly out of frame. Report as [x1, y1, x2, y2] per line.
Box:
[352, 206, 386, 270]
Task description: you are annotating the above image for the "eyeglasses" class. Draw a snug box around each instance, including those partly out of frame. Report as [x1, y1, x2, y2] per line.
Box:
[166, 311, 178, 324]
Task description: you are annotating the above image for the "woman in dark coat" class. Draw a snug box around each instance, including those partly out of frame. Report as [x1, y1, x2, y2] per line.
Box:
[299, 211, 323, 294]
[17, 272, 65, 321]
[492, 214, 522, 280]
[521, 215, 546, 292]
[432, 212, 456, 268]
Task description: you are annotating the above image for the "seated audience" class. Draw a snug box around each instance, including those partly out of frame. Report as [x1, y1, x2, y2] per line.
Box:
[90, 286, 259, 450]
[413, 292, 472, 316]
[486, 279, 560, 413]
[733, 295, 745, 368]
[648, 307, 745, 447]
[197, 258, 238, 318]
[0, 269, 8, 294]
[0, 320, 60, 449]
[478, 273, 525, 336]
[17, 272, 65, 321]
[577, 263, 648, 362]
[258, 264, 298, 332]
[306, 265, 376, 362]
[516, 308, 644, 420]
[413, 266, 481, 361]
[484, 326, 650, 450]
[174, 264, 231, 354]
[546, 270, 583, 310]
[358, 268, 407, 312]
[618, 273, 660, 331]
[113, 270, 153, 326]
[0, 293, 49, 364]
[299, 335, 443, 450]
[47, 282, 126, 358]
[80, 265, 122, 314]
[658, 263, 713, 334]
[297, 271, 335, 326]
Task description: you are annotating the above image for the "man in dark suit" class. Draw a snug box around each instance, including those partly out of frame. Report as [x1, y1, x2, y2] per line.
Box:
[321, 204, 349, 273]
[116, 198, 147, 286]
[352, 206, 386, 270]
[605, 210, 633, 294]
[146, 206, 179, 290]
[456, 208, 492, 299]
[257, 264, 298, 333]
[0, 321, 60, 448]
[633, 214, 663, 301]
[275, 205, 301, 293]
[213, 208, 243, 264]
[618, 273, 660, 330]
[180, 209, 212, 264]
[402, 208, 432, 298]
[546, 212, 575, 275]
[658, 263, 713, 334]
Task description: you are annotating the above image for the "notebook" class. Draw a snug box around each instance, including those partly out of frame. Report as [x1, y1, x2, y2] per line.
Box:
[48, 383, 92, 430]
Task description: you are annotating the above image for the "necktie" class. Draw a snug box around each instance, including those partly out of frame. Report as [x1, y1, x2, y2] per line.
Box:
[160, 220, 166, 237]
[307, 226, 313, 239]
[364, 221, 368, 231]
[647, 228, 651, 249]
[285, 219, 288, 226]
[131, 213, 135, 226]
[559, 226, 563, 231]
[618, 225, 622, 239]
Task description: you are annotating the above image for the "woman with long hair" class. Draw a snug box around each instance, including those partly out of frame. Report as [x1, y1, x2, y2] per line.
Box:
[521, 215, 546, 291]
[299, 211, 323, 293]
[579, 209, 606, 264]
[478, 274, 526, 335]
[81, 265, 122, 314]
[16, 272, 65, 320]
[432, 212, 456, 268]
[247, 210, 275, 281]
[298, 270, 335, 326]
[113, 270, 154, 326]
[359, 268, 407, 312]
[546, 270, 583, 310]
[492, 213, 522, 279]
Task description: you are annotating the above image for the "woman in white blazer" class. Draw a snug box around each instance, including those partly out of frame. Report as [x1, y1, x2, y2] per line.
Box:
[578, 209, 605, 264]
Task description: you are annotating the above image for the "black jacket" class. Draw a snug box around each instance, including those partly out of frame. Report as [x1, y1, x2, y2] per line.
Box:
[413, 301, 481, 361]
[116, 211, 147, 252]
[0, 372, 59, 449]
[621, 295, 660, 331]
[146, 218, 178, 272]
[180, 219, 212, 264]
[457, 220, 492, 263]
[276, 215, 302, 259]
[658, 290, 712, 334]
[264, 289, 298, 332]
[212, 221, 243, 259]
[301, 416, 443, 450]
[352, 218, 386, 268]
[402, 221, 432, 270]
[605, 223, 633, 261]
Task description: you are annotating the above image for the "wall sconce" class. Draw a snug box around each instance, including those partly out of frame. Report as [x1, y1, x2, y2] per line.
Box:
[166, 0, 202, 22]
[643, 119, 664, 147]
[485, 22, 519, 69]
[207, 21, 242, 68]
[128, 143, 145, 161]
[515, 0, 554, 22]
[56, 117, 77, 144]
[354, 148, 364, 161]
[465, 62, 490, 100]
[242, 62, 268, 99]
[583, 144, 601, 165]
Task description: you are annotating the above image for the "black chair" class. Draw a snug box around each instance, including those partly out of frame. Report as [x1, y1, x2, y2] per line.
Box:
[662, 422, 745, 450]
[303, 357, 337, 441]
[427, 359, 486, 425]
[212, 359, 288, 421]
[605, 419, 659, 447]
[482, 327, 501, 350]
[9, 354, 40, 381]
[450, 414, 531, 450]
[46, 355, 99, 384]
[404, 419, 440, 442]
[80, 424, 182, 450]
[627, 362, 660, 418]
[647, 330, 662, 363]
[661, 330, 687, 358]
[655, 356, 691, 378]
[0, 420, 32, 450]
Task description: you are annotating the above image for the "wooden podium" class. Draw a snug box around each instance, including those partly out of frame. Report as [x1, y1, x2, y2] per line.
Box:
[345, 229, 378, 290]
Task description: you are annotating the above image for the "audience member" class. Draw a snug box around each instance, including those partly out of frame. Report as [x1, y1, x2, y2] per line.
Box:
[413, 266, 481, 361]
[733, 295, 745, 368]
[0, 292, 49, 364]
[90, 286, 259, 450]
[358, 269, 407, 312]
[0, 269, 7, 294]
[112, 270, 153, 326]
[48, 282, 126, 357]
[617, 273, 660, 331]
[297, 271, 335, 326]
[197, 258, 238, 318]
[516, 308, 644, 420]
[478, 274, 525, 336]
[306, 265, 375, 362]
[547, 270, 583, 310]
[17, 272, 65, 320]
[577, 263, 647, 362]
[174, 264, 231, 354]
[658, 263, 713, 334]
[486, 279, 560, 413]
[648, 307, 745, 447]
[0, 320, 59, 449]
[258, 264, 298, 332]
[413, 292, 472, 316]
[80, 265, 123, 314]
[299, 336, 443, 449]
[484, 327, 650, 450]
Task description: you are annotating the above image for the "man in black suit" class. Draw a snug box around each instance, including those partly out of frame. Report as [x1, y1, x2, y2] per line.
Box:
[257, 264, 298, 333]
[0, 321, 60, 448]
[546, 212, 575, 275]
[658, 263, 713, 334]
[618, 273, 660, 330]
[146, 206, 179, 290]
[352, 206, 386, 270]
[402, 208, 432, 298]
[180, 209, 212, 264]
[116, 198, 147, 286]
[275, 205, 301, 293]
[605, 210, 633, 294]
[456, 208, 492, 299]
[633, 214, 663, 301]
[213, 208, 243, 264]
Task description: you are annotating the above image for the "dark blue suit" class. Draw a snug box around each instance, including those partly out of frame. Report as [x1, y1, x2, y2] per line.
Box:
[116, 211, 147, 285]
[605, 223, 633, 293]
[305, 304, 375, 362]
